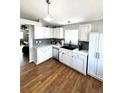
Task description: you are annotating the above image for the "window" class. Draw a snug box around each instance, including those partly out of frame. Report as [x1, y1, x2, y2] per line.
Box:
[65, 29, 78, 45]
[20, 32, 23, 39]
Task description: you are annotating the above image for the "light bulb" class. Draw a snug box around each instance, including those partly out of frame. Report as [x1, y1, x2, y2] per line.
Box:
[44, 15, 53, 22]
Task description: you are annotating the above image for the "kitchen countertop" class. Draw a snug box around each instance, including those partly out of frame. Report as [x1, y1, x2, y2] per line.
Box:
[59, 47, 88, 56]
[34, 44, 61, 49]
[34, 45, 50, 48]
[73, 49, 88, 56]
[34, 44, 88, 55]
[52, 45, 62, 48]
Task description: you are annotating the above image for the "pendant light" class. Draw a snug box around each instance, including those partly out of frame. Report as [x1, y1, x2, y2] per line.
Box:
[44, 0, 53, 22]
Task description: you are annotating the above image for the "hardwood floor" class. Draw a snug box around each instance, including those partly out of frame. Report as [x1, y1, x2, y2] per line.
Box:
[20, 55, 103, 93]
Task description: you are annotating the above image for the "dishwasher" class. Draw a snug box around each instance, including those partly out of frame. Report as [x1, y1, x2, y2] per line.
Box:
[53, 47, 59, 60]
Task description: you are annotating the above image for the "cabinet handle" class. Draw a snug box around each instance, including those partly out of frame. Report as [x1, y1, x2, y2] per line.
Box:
[95, 52, 100, 59]
[97, 52, 100, 59]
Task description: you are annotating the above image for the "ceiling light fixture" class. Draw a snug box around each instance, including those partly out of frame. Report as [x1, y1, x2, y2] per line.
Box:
[44, 0, 53, 22]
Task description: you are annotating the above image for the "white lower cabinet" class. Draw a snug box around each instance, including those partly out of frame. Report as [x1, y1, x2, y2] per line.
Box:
[59, 48, 87, 75]
[72, 53, 87, 75]
[36, 46, 52, 64]
[36, 46, 88, 75]
[59, 49, 73, 67]
[59, 50, 64, 62]
[37, 48, 46, 64]
[47, 46, 52, 58]
[59, 49, 67, 64]
[64, 51, 73, 67]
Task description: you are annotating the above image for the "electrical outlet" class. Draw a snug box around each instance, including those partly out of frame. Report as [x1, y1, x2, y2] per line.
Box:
[36, 41, 38, 44]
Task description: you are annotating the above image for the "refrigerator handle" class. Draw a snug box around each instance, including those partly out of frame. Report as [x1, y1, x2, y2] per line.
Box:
[95, 52, 97, 59]
[98, 52, 100, 59]
[95, 52, 100, 59]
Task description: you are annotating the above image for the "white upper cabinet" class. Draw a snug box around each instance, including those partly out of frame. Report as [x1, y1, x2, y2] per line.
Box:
[44, 27, 53, 38]
[34, 26, 63, 39]
[34, 26, 45, 39]
[53, 28, 64, 39]
[34, 26, 53, 39]
[49, 28, 53, 38]
[79, 24, 91, 41]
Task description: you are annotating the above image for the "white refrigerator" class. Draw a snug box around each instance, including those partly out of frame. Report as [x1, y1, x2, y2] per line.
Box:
[88, 32, 103, 81]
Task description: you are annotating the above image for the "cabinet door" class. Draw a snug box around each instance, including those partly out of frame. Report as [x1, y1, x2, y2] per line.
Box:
[72, 53, 86, 74]
[79, 24, 91, 41]
[34, 26, 45, 39]
[59, 28, 64, 38]
[61, 51, 67, 64]
[47, 46, 52, 58]
[53, 28, 57, 38]
[59, 49, 65, 62]
[59, 51, 64, 62]
[49, 28, 53, 38]
[37, 48, 46, 64]
[96, 33, 103, 80]
[53, 29, 55, 38]
[88, 33, 99, 76]
[44, 28, 49, 38]
[64, 51, 73, 67]
[45, 28, 53, 38]
[72, 53, 80, 70]
[53, 28, 63, 38]
[59, 49, 72, 66]
[55, 28, 60, 38]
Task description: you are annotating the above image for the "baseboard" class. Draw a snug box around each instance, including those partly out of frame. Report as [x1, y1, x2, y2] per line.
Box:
[88, 73, 103, 82]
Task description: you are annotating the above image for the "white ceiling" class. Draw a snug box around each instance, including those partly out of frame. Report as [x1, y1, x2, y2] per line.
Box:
[20, 0, 103, 26]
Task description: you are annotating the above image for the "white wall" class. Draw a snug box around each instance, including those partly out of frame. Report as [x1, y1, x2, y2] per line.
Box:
[63, 20, 103, 32]
[89, 20, 103, 32]
[28, 25, 35, 62]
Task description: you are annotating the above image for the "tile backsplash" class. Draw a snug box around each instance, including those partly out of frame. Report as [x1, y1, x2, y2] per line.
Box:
[34, 38, 64, 46]
[78, 41, 89, 50]
[34, 39, 51, 46]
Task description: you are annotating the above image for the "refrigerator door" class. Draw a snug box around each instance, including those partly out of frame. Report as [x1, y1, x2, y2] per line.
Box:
[88, 33, 99, 76]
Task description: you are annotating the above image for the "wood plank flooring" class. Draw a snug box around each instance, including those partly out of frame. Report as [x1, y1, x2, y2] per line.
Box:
[20, 54, 103, 93]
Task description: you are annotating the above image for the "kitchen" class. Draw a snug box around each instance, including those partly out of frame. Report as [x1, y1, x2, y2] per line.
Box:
[20, 0, 103, 93]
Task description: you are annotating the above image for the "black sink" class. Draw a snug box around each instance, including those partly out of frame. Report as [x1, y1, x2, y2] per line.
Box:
[61, 46, 76, 50]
